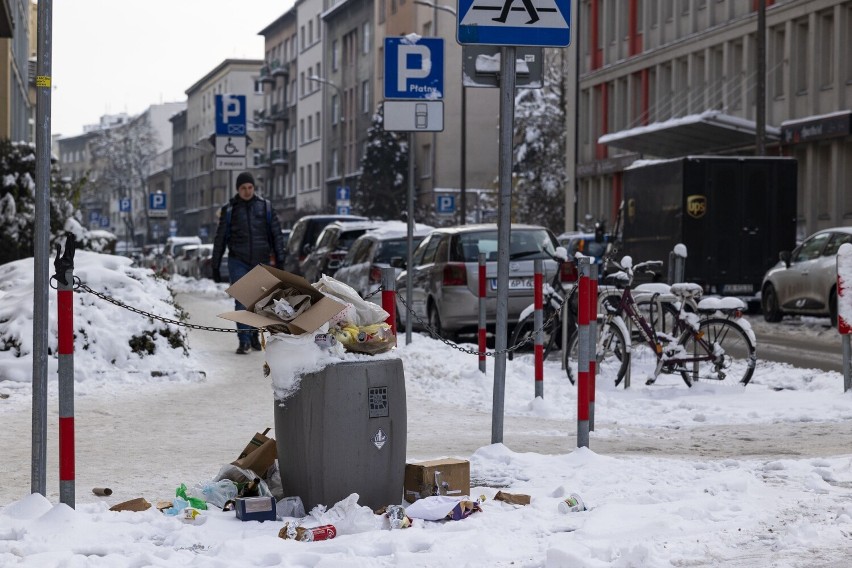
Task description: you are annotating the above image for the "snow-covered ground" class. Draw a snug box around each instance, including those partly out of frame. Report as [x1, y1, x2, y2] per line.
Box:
[1, 253, 851, 567]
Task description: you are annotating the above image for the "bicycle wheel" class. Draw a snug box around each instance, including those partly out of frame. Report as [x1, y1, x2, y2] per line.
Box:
[678, 317, 756, 386]
[565, 318, 630, 387]
[509, 308, 560, 361]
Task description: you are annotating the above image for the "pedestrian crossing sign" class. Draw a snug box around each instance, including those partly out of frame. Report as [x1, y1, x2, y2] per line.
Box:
[457, 0, 570, 47]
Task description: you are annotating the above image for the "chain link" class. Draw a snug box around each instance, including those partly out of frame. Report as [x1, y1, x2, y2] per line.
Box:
[394, 290, 567, 357]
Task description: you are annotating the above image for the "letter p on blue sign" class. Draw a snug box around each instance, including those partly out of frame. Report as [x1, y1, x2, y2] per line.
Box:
[384, 37, 444, 100]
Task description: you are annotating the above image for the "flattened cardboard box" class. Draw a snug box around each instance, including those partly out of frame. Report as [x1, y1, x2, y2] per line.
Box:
[404, 458, 470, 502]
[218, 265, 346, 335]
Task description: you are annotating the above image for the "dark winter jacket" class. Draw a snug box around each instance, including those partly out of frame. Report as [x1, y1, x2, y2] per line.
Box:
[211, 194, 286, 271]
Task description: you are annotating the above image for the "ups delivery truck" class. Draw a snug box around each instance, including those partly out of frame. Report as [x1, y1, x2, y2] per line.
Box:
[621, 156, 797, 306]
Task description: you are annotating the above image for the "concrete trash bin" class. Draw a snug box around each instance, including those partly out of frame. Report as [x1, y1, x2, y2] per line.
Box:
[274, 358, 407, 511]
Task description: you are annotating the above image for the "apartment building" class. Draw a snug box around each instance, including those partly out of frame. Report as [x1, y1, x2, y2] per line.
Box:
[181, 59, 265, 241]
[295, 0, 326, 212]
[567, 0, 852, 237]
[322, 0, 375, 209]
[258, 11, 299, 226]
[0, 0, 32, 142]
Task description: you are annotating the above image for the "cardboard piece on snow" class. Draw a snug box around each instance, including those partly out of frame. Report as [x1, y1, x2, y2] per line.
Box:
[109, 497, 152, 512]
[218, 264, 346, 335]
[494, 491, 531, 506]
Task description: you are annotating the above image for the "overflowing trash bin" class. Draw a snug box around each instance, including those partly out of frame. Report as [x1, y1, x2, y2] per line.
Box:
[274, 358, 407, 511]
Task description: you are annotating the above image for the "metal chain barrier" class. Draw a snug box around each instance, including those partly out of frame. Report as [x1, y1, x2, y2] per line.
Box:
[54, 277, 564, 355]
[395, 290, 565, 357]
[58, 276, 241, 333]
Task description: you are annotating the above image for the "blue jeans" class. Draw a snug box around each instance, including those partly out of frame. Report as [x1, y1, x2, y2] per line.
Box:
[228, 257, 256, 345]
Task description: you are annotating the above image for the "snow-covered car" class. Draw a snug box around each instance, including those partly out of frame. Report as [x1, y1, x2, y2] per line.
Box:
[761, 226, 852, 326]
[334, 222, 434, 305]
[300, 220, 388, 283]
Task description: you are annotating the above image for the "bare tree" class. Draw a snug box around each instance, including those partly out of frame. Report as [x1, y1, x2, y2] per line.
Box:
[89, 118, 158, 245]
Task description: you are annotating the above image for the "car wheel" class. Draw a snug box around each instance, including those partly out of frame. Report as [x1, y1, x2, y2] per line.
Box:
[429, 304, 456, 343]
[829, 287, 838, 328]
[762, 284, 783, 323]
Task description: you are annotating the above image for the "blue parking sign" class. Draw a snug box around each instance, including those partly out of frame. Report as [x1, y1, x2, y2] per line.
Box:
[384, 37, 444, 100]
[436, 194, 455, 214]
[215, 94, 247, 136]
[119, 197, 131, 212]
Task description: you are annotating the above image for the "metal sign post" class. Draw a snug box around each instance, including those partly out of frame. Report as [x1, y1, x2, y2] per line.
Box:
[382, 36, 445, 345]
[55, 236, 77, 508]
[32, 0, 53, 497]
[491, 46, 517, 444]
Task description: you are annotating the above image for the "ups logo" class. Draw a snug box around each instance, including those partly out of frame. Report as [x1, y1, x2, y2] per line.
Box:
[687, 195, 707, 219]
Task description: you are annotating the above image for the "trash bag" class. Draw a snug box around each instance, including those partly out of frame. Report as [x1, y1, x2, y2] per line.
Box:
[188, 479, 238, 510]
[313, 275, 389, 326]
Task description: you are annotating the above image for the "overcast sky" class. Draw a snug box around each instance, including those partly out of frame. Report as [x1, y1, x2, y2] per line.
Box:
[51, 0, 294, 137]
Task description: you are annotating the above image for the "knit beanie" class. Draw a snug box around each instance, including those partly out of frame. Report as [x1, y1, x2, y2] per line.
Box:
[235, 172, 255, 189]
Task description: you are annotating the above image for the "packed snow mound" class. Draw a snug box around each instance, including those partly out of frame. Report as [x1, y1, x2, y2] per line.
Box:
[0, 251, 201, 400]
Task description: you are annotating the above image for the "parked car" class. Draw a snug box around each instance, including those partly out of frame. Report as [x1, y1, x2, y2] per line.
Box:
[761, 226, 852, 326]
[200, 249, 229, 282]
[395, 224, 571, 340]
[300, 220, 388, 283]
[284, 214, 368, 275]
[334, 222, 434, 305]
[175, 244, 202, 277]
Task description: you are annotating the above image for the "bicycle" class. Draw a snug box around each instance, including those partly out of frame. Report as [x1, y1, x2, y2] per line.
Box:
[508, 247, 579, 373]
[565, 255, 757, 388]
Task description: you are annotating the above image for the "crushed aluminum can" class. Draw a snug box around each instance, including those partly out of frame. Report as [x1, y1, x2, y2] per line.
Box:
[279, 522, 337, 542]
[314, 333, 337, 349]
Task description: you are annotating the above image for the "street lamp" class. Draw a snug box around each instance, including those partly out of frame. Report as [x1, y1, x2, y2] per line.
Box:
[309, 75, 346, 210]
[412, 1, 468, 223]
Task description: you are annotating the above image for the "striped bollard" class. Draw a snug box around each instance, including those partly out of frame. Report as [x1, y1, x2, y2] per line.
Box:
[576, 257, 591, 448]
[478, 253, 487, 373]
[533, 259, 544, 398]
[588, 263, 598, 431]
[382, 267, 396, 336]
[55, 237, 76, 508]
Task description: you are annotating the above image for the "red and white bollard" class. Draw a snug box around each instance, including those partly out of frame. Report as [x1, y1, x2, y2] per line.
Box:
[478, 253, 487, 373]
[381, 267, 396, 336]
[588, 263, 598, 431]
[576, 257, 591, 448]
[533, 259, 544, 398]
[55, 236, 77, 508]
[837, 243, 852, 392]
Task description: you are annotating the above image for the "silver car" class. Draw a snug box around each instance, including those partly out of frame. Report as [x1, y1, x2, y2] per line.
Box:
[334, 222, 433, 306]
[395, 224, 567, 340]
[761, 226, 852, 326]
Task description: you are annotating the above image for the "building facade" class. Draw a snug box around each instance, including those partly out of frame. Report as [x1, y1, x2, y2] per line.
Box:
[0, 0, 32, 142]
[566, 0, 852, 238]
[258, 11, 299, 226]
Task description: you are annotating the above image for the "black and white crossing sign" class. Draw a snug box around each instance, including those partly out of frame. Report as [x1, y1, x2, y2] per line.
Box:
[457, 0, 570, 47]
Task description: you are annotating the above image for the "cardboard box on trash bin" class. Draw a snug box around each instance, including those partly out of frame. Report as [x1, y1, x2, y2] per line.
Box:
[218, 265, 346, 335]
[404, 458, 470, 502]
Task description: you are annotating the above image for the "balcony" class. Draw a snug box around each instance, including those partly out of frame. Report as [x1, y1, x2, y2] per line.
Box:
[258, 65, 275, 84]
[270, 149, 288, 166]
[270, 60, 289, 78]
[269, 104, 289, 124]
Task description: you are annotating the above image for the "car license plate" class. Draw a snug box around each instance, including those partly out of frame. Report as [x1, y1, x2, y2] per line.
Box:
[490, 278, 534, 290]
[722, 284, 753, 294]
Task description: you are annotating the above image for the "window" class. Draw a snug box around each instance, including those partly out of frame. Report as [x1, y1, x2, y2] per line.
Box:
[794, 19, 808, 94]
[254, 80, 263, 94]
[301, 25, 305, 49]
[793, 233, 830, 262]
[818, 10, 834, 89]
[308, 20, 313, 44]
[300, 72, 306, 96]
[392, 0, 397, 15]
[422, 21, 431, 36]
[315, 112, 320, 136]
[362, 80, 370, 113]
[332, 149, 339, 177]
[332, 40, 339, 71]
[332, 94, 340, 124]
[379, 0, 386, 23]
[362, 22, 371, 54]
[315, 162, 320, 188]
[300, 119, 305, 143]
[316, 15, 321, 40]
[308, 115, 313, 140]
[422, 144, 432, 178]
[771, 27, 785, 99]
[307, 162, 312, 188]
[299, 166, 305, 191]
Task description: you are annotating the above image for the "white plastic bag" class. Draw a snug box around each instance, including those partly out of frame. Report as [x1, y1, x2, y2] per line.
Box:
[307, 493, 382, 534]
[313, 275, 389, 326]
[188, 479, 238, 509]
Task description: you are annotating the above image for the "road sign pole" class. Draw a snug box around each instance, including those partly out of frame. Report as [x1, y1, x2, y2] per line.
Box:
[492, 46, 517, 445]
[406, 131, 415, 346]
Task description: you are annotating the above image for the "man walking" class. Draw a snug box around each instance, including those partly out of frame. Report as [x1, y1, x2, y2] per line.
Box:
[211, 172, 287, 354]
